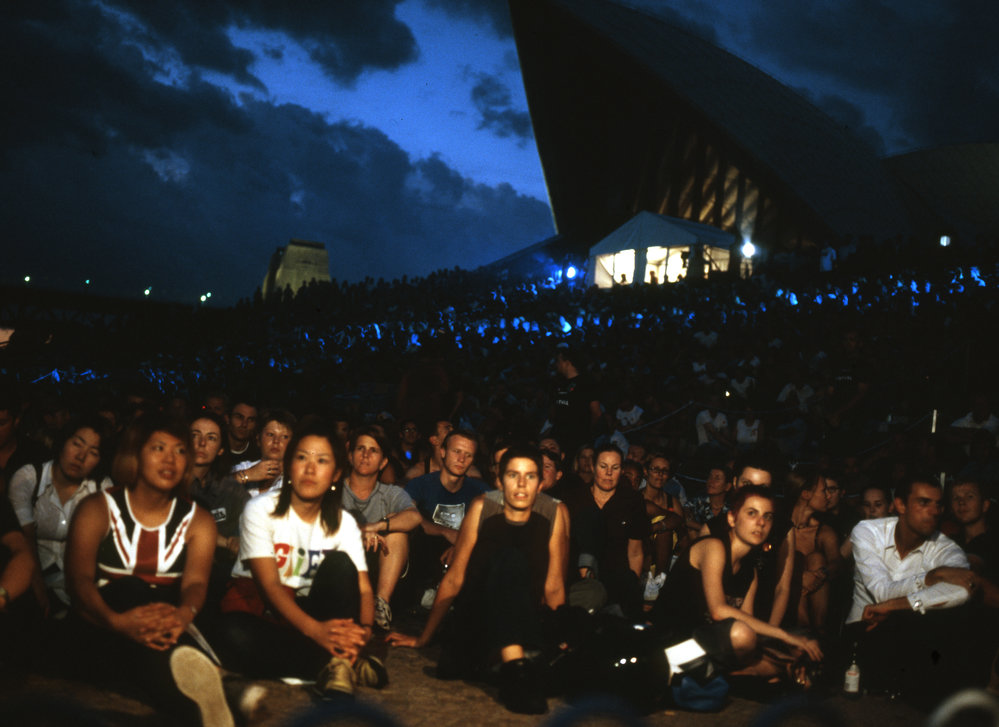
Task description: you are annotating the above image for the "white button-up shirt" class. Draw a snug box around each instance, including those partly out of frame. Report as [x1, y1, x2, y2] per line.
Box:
[847, 516, 970, 623]
[8, 461, 111, 600]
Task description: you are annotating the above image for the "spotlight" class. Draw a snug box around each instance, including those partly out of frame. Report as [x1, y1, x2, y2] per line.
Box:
[566, 265, 577, 280]
[939, 235, 951, 247]
[741, 241, 756, 258]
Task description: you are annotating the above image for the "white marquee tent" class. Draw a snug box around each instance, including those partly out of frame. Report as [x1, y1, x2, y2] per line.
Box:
[586, 211, 739, 287]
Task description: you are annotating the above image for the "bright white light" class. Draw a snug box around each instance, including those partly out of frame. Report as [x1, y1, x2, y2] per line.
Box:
[566, 266, 577, 280]
[143, 287, 151, 296]
[23, 275, 31, 283]
[206, 292, 212, 298]
[200, 295, 207, 302]
[741, 240, 756, 258]
[939, 235, 951, 247]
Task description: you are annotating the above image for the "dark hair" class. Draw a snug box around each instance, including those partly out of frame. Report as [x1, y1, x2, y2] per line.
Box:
[729, 484, 776, 514]
[621, 460, 643, 476]
[732, 451, 774, 480]
[499, 444, 543, 479]
[594, 442, 623, 461]
[111, 412, 193, 496]
[895, 473, 942, 503]
[441, 428, 477, 452]
[53, 412, 114, 481]
[862, 484, 891, 501]
[189, 411, 228, 479]
[785, 464, 822, 501]
[348, 425, 390, 458]
[539, 447, 562, 472]
[707, 461, 732, 481]
[273, 417, 345, 536]
[259, 408, 297, 434]
[950, 477, 984, 498]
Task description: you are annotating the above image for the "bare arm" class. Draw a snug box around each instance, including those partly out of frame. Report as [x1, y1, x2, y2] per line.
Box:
[387, 498, 483, 648]
[695, 538, 822, 661]
[360, 506, 422, 536]
[0, 528, 35, 611]
[627, 539, 644, 578]
[768, 530, 795, 627]
[544, 504, 569, 609]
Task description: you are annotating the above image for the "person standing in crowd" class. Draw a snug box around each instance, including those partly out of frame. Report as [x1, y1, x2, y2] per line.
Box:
[8, 413, 113, 616]
[551, 344, 602, 457]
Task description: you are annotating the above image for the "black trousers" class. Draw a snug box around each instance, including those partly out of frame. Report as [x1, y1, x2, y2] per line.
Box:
[213, 551, 361, 679]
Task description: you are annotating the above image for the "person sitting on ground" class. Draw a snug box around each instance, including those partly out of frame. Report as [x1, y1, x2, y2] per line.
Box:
[64, 413, 224, 726]
[847, 474, 978, 702]
[642, 452, 685, 577]
[216, 419, 383, 700]
[564, 443, 648, 619]
[403, 420, 485, 481]
[785, 466, 843, 633]
[187, 412, 250, 616]
[221, 398, 259, 470]
[232, 410, 296, 496]
[8, 413, 113, 616]
[341, 426, 422, 631]
[701, 454, 795, 628]
[651, 485, 823, 687]
[572, 444, 596, 487]
[685, 463, 731, 541]
[620, 460, 644, 491]
[387, 444, 568, 715]
[405, 429, 489, 576]
[0, 495, 38, 662]
[0, 387, 47, 499]
[861, 484, 894, 520]
[949, 477, 998, 581]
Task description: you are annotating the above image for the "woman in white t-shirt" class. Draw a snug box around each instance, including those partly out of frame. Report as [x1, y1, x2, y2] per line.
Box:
[217, 419, 383, 699]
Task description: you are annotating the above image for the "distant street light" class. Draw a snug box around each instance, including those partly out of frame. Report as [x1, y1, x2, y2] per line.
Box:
[23, 275, 31, 283]
[144, 287, 151, 296]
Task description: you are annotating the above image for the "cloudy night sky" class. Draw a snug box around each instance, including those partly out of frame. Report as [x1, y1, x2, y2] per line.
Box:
[3, 0, 997, 304]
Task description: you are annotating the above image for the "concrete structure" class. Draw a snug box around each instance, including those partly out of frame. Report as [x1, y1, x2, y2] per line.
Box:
[507, 0, 997, 267]
[261, 239, 330, 299]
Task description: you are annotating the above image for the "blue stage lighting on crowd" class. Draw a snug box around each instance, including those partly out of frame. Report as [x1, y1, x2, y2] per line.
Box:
[566, 266, 577, 279]
[788, 293, 798, 306]
[559, 316, 572, 333]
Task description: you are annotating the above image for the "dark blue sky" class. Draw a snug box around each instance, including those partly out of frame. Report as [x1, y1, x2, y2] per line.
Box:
[3, 1, 996, 304]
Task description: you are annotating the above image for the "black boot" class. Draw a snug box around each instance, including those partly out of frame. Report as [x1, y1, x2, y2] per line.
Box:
[499, 658, 548, 715]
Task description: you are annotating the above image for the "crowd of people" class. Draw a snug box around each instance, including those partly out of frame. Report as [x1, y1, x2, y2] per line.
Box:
[1, 256, 998, 725]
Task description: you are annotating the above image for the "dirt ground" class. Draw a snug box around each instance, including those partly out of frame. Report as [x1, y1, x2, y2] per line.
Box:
[0, 638, 943, 727]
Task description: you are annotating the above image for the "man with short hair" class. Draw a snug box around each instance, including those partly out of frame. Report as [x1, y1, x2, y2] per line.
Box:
[405, 430, 490, 590]
[223, 398, 260, 468]
[551, 345, 603, 457]
[343, 426, 422, 630]
[950, 478, 997, 580]
[849, 475, 977, 700]
[403, 419, 453, 481]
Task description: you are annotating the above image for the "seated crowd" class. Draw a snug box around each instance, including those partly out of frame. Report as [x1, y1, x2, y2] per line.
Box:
[0, 367, 997, 726]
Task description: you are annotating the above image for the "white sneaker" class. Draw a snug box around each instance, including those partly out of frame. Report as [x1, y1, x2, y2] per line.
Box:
[170, 646, 235, 727]
[374, 596, 392, 630]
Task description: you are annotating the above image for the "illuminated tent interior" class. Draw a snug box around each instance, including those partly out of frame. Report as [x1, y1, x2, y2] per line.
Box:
[587, 211, 736, 287]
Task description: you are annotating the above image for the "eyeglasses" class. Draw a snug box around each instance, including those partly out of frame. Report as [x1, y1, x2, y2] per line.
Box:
[648, 466, 670, 475]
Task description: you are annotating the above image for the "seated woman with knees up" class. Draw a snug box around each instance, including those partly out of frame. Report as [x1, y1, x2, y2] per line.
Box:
[216, 418, 382, 700]
[651, 486, 823, 687]
[65, 412, 225, 726]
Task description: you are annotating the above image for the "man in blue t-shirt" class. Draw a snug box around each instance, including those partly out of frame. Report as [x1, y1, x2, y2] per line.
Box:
[405, 429, 489, 578]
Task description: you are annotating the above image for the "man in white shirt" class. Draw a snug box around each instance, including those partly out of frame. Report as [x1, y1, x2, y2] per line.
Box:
[848, 474, 978, 703]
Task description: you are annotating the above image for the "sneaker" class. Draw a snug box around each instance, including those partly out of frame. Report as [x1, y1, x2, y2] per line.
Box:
[420, 586, 438, 610]
[313, 656, 355, 701]
[170, 646, 235, 727]
[374, 596, 392, 630]
[354, 655, 389, 689]
[644, 572, 667, 601]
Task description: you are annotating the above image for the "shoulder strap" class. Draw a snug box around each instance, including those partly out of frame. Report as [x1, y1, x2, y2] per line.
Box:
[29, 460, 48, 509]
